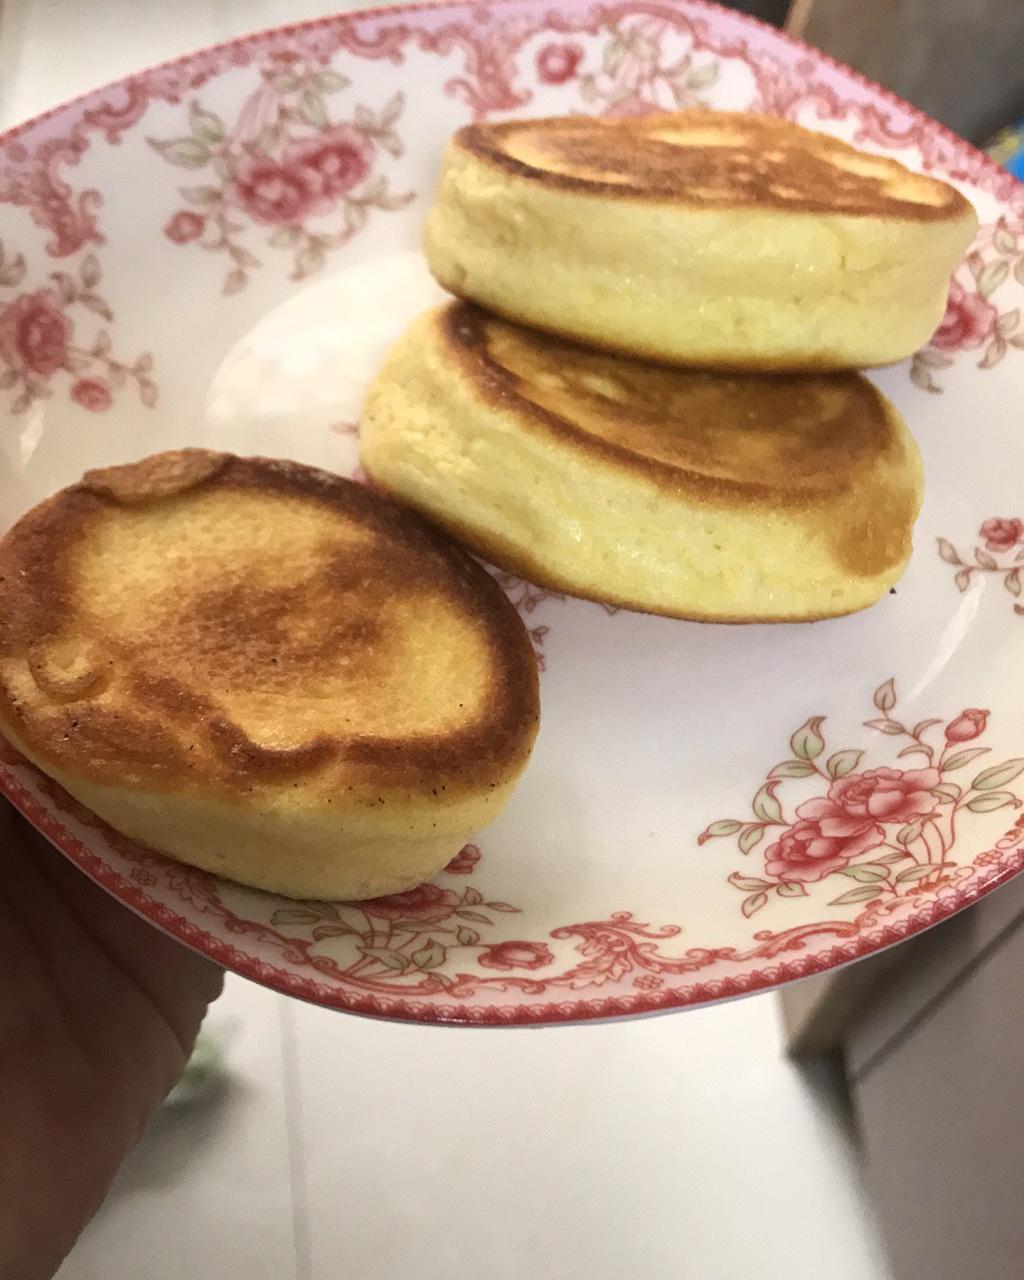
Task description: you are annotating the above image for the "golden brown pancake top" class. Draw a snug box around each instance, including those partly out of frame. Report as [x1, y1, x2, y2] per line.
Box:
[459, 110, 971, 221]
[444, 304, 919, 578]
[448, 303, 896, 495]
[0, 451, 538, 798]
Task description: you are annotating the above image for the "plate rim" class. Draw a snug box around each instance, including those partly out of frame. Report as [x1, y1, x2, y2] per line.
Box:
[2, 0, 1020, 200]
[1, 0, 1022, 1025]
[5, 755, 1024, 1026]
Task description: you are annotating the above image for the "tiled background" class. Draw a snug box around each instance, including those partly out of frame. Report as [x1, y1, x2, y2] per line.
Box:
[58, 976, 891, 1280]
[2, 3, 891, 1276]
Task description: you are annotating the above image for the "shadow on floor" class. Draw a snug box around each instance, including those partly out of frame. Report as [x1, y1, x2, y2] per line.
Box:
[101, 1058, 249, 1204]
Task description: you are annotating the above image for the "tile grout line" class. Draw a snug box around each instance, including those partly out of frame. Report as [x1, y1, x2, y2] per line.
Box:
[278, 996, 314, 1280]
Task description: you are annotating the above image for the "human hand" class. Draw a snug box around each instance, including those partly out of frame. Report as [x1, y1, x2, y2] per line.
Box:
[0, 803, 223, 1280]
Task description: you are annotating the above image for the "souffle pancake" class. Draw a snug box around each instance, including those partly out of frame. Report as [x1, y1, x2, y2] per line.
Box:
[0, 450, 540, 899]
[361, 303, 925, 621]
[425, 109, 977, 370]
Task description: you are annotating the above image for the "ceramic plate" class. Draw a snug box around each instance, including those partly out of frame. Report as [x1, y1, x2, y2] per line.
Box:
[2, 0, 1023, 1025]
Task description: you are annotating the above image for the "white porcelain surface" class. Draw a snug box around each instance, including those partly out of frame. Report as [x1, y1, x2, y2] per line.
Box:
[1, 0, 1022, 1025]
[8, 7, 894, 1280]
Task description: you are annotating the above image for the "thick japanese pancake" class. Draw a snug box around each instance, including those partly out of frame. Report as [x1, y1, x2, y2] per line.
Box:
[0, 450, 539, 900]
[425, 110, 977, 370]
[361, 304, 924, 621]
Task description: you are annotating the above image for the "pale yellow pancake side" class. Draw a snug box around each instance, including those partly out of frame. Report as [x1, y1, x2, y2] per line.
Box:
[425, 111, 978, 370]
[361, 304, 925, 621]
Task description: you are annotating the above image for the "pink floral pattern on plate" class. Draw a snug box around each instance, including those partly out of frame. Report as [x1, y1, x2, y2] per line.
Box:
[535, 41, 585, 86]
[0, 243, 155, 414]
[911, 217, 1024, 392]
[938, 519, 1024, 614]
[266, 878, 525, 986]
[700, 681, 1023, 917]
[489, 571, 563, 670]
[1, 0, 1023, 1025]
[3, 680, 1024, 1022]
[488, 570, 619, 670]
[573, 16, 721, 115]
[149, 56, 413, 293]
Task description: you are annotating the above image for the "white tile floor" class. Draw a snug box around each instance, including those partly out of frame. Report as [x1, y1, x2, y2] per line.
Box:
[58, 977, 892, 1280]
[6, 5, 891, 1276]
[57, 978, 297, 1280]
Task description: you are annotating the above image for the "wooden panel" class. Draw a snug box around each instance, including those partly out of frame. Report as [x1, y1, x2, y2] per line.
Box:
[781, 871, 1024, 1061]
[847, 871, 1024, 1079]
[803, 0, 1024, 142]
[780, 945, 909, 1058]
[728, 0, 790, 23]
[852, 918, 1024, 1280]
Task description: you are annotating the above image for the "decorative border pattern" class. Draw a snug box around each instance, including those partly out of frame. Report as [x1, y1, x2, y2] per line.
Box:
[3, 718, 1023, 1024]
[1, 0, 1023, 1024]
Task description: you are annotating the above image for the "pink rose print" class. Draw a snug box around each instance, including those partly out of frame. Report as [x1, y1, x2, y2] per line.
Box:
[478, 940, 554, 971]
[444, 843, 481, 875]
[361, 883, 461, 923]
[536, 42, 584, 85]
[805, 767, 941, 826]
[0, 289, 71, 376]
[164, 210, 206, 244]
[70, 378, 112, 412]
[764, 817, 884, 884]
[931, 279, 998, 352]
[938, 525, 1024, 614]
[979, 517, 1024, 553]
[0, 247, 154, 416]
[228, 153, 319, 226]
[945, 709, 990, 743]
[702, 680, 1024, 916]
[290, 124, 372, 200]
[912, 226, 1024, 391]
[150, 68, 413, 293]
[229, 139, 372, 227]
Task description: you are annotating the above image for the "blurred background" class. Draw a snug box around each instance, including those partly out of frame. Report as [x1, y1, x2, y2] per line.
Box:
[1, 2, 1022, 1278]
[2, 0, 1023, 145]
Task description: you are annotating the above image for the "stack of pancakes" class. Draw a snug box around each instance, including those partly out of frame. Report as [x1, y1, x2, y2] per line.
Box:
[0, 110, 978, 904]
[363, 109, 978, 622]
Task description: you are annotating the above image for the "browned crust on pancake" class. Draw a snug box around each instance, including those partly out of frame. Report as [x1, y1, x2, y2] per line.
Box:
[455, 110, 973, 223]
[440, 302, 901, 506]
[0, 451, 540, 801]
[82, 448, 230, 503]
